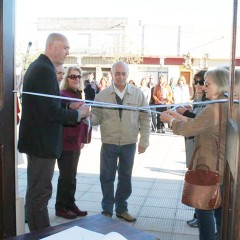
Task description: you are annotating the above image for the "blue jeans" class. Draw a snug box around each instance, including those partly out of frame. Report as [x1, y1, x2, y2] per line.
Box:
[196, 207, 221, 240]
[195, 185, 223, 240]
[100, 143, 136, 214]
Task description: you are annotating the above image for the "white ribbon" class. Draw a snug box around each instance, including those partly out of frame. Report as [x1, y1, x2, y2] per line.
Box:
[13, 90, 229, 115]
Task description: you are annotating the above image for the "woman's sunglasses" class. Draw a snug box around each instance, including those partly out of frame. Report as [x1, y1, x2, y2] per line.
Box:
[68, 75, 82, 80]
[194, 79, 204, 86]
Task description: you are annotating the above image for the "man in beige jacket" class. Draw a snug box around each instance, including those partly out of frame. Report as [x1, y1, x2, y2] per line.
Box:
[91, 61, 151, 222]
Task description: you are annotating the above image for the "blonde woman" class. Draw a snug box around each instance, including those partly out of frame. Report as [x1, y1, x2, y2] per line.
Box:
[139, 77, 151, 103]
[161, 68, 229, 240]
[173, 75, 190, 104]
[55, 66, 88, 219]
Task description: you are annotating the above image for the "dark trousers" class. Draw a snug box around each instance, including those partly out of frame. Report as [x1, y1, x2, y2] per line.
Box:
[156, 106, 167, 129]
[150, 106, 157, 130]
[55, 150, 80, 210]
[26, 155, 56, 232]
[100, 143, 136, 214]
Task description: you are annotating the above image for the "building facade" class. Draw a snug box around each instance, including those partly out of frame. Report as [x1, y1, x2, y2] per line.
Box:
[18, 17, 240, 86]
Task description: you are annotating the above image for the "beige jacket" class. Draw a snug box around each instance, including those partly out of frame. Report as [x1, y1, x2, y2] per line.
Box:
[91, 84, 151, 149]
[172, 102, 228, 183]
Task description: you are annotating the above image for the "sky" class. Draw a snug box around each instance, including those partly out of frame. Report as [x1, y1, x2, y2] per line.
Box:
[16, 0, 234, 26]
[15, 0, 237, 57]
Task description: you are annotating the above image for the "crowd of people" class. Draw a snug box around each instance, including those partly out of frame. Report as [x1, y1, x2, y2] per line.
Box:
[17, 32, 236, 240]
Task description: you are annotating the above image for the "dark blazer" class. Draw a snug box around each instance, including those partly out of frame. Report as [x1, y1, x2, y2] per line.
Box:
[18, 54, 78, 158]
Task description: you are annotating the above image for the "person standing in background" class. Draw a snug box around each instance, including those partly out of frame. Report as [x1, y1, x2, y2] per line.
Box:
[139, 77, 151, 103]
[174, 70, 208, 228]
[98, 76, 110, 92]
[128, 79, 136, 86]
[56, 64, 65, 85]
[147, 75, 155, 89]
[153, 75, 173, 133]
[84, 72, 99, 100]
[148, 75, 157, 132]
[173, 75, 190, 104]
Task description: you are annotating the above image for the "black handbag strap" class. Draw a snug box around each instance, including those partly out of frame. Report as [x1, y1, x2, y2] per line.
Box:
[189, 103, 222, 171]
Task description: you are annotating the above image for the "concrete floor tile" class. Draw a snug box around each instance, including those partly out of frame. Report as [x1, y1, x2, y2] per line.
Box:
[79, 192, 102, 202]
[76, 183, 94, 192]
[73, 190, 87, 200]
[75, 175, 99, 184]
[134, 216, 174, 232]
[17, 178, 27, 188]
[132, 187, 150, 196]
[171, 233, 199, 240]
[139, 206, 176, 219]
[132, 180, 154, 189]
[148, 189, 179, 199]
[127, 195, 146, 205]
[144, 197, 178, 208]
[173, 219, 199, 235]
[87, 184, 102, 193]
[74, 200, 102, 212]
[144, 231, 168, 240]
[175, 208, 195, 221]
[152, 182, 182, 191]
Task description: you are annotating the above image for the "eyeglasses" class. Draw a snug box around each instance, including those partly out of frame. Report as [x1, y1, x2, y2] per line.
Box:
[68, 75, 82, 80]
[194, 79, 204, 86]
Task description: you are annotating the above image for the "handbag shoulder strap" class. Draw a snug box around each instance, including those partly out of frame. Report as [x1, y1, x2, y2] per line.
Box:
[216, 103, 222, 171]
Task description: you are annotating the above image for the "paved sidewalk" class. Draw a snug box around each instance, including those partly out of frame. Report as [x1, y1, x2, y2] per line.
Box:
[17, 129, 199, 240]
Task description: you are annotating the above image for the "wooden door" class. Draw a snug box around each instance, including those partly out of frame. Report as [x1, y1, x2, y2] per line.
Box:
[221, 0, 240, 239]
[180, 71, 191, 85]
[0, 0, 16, 238]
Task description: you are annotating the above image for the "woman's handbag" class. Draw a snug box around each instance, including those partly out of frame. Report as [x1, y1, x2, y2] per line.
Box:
[181, 165, 221, 210]
[181, 106, 222, 210]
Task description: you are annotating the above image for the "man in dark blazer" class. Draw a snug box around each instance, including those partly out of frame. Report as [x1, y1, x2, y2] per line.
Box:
[18, 33, 89, 232]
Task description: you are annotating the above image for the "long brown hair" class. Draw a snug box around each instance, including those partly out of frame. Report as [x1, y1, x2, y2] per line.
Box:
[60, 66, 84, 91]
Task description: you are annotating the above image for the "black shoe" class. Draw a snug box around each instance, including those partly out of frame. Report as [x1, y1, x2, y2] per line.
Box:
[69, 205, 88, 217]
[56, 208, 77, 219]
[187, 218, 198, 227]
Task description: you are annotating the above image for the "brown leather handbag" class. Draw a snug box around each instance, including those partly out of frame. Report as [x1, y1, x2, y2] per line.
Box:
[181, 106, 222, 210]
[181, 166, 221, 210]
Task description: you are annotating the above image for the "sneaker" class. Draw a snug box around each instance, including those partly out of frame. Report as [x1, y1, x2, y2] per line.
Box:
[156, 129, 161, 133]
[116, 211, 136, 222]
[161, 128, 166, 133]
[101, 211, 112, 218]
[69, 205, 88, 217]
[186, 218, 198, 227]
[56, 208, 77, 219]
